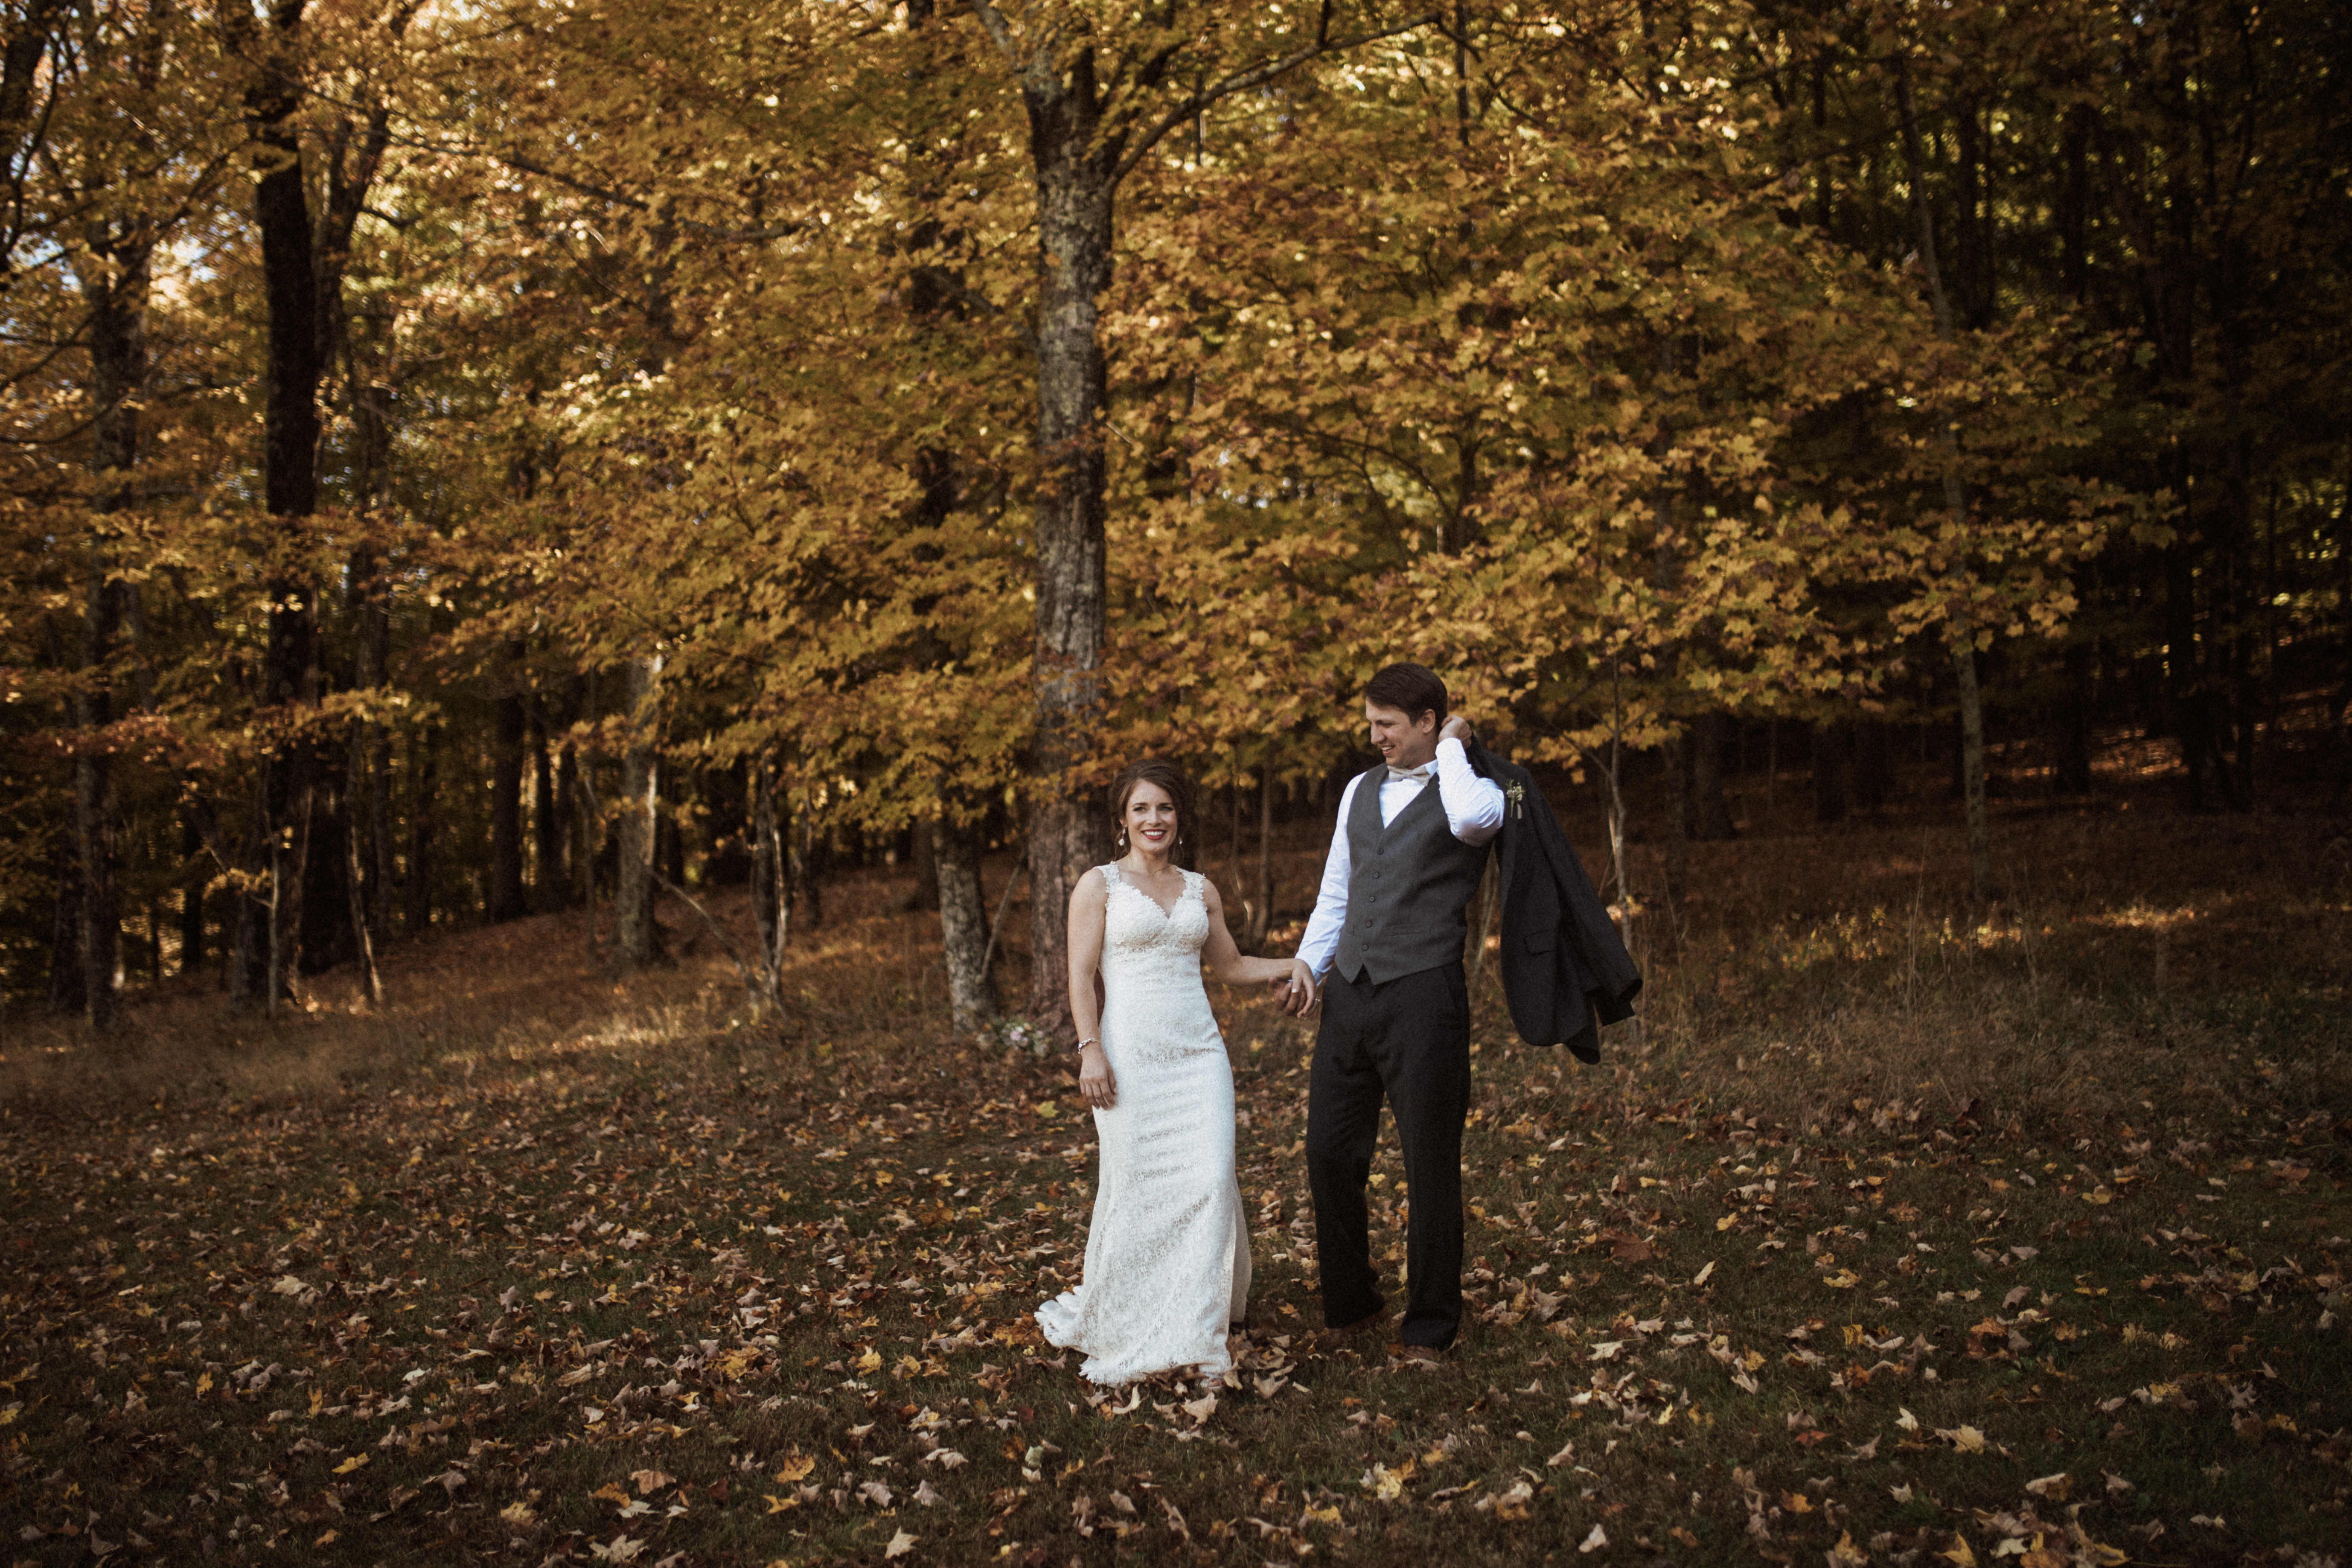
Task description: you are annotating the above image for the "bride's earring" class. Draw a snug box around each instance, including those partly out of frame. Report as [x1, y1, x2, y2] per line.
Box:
[1115, 825, 1128, 853]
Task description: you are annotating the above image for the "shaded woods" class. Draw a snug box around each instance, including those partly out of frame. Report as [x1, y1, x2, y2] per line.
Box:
[3, 0, 2348, 1037]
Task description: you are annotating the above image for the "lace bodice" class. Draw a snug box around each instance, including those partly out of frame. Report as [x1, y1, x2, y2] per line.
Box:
[1100, 862, 1209, 958]
[1096, 864, 1220, 1062]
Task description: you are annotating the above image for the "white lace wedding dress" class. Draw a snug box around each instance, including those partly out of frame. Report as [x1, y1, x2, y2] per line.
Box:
[1035, 864, 1251, 1384]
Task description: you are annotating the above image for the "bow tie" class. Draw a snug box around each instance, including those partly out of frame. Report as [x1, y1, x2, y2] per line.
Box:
[1386, 764, 1432, 784]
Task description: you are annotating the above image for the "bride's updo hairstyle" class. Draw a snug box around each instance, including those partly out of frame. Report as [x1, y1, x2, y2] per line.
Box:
[1108, 757, 1197, 865]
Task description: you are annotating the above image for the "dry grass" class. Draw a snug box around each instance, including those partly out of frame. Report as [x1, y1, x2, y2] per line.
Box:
[2, 783, 2347, 1567]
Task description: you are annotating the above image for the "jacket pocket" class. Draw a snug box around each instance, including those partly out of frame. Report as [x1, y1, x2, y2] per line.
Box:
[1523, 926, 1556, 952]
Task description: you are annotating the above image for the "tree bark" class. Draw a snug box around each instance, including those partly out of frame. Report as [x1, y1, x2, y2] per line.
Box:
[561, 736, 588, 908]
[2055, 635, 2096, 793]
[404, 725, 436, 933]
[266, 790, 313, 1007]
[329, 59, 399, 950]
[343, 364, 394, 951]
[1852, 718, 1890, 813]
[179, 813, 206, 977]
[792, 812, 824, 933]
[343, 746, 381, 1005]
[72, 466, 128, 1036]
[614, 655, 664, 969]
[489, 667, 528, 922]
[1894, 56, 1994, 908]
[48, 828, 83, 1015]
[934, 816, 996, 1031]
[750, 759, 790, 1013]
[1017, 62, 1117, 1037]
[1661, 733, 1689, 907]
[348, 558, 394, 949]
[1689, 711, 1736, 840]
[531, 701, 563, 909]
[242, 0, 325, 1010]
[900, 812, 940, 913]
[1812, 720, 1850, 824]
[69, 153, 155, 1031]
[1246, 763, 1274, 951]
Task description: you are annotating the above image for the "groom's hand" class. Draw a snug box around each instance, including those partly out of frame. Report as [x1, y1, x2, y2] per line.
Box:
[1271, 958, 1318, 1017]
[1440, 714, 1476, 745]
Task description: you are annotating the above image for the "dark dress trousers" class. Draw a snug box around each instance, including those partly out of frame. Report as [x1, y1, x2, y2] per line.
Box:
[1306, 767, 1488, 1349]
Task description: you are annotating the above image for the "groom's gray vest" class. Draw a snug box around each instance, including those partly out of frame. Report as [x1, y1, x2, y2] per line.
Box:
[1333, 766, 1491, 985]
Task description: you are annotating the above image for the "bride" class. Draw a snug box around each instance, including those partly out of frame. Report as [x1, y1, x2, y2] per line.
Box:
[1034, 758, 1302, 1385]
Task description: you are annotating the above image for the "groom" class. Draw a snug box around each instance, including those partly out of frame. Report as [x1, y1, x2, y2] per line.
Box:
[1279, 663, 1504, 1360]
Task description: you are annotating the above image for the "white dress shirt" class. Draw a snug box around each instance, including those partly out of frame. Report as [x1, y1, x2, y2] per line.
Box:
[1295, 737, 1505, 981]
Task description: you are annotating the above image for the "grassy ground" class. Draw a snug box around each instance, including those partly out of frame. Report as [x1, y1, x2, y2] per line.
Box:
[2, 792, 2348, 1567]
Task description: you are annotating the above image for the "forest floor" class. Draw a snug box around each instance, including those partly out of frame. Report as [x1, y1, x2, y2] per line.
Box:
[3, 766, 2349, 1567]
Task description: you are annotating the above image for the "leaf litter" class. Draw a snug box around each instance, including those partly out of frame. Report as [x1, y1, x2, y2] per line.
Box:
[2, 893, 2347, 1564]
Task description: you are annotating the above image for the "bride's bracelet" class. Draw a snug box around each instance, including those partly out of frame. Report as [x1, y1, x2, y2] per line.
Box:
[1074, 1037, 1100, 1055]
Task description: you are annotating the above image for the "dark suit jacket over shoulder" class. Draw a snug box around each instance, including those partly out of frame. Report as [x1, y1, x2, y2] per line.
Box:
[1467, 741, 1641, 1063]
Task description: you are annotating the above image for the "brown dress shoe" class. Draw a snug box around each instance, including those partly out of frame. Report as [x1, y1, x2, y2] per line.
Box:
[1386, 1342, 1444, 1363]
[1320, 1308, 1388, 1347]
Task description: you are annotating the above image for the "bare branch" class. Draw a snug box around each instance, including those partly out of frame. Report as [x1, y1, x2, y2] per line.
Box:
[968, 0, 1025, 69]
[1110, 13, 1440, 185]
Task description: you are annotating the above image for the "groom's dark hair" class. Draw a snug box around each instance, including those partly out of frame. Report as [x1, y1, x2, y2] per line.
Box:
[1363, 663, 1448, 726]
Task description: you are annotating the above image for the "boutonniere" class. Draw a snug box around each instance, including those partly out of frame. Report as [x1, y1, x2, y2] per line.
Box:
[1504, 780, 1526, 821]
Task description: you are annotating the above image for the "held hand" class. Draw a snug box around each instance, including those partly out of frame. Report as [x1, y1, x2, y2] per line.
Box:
[1077, 1043, 1117, 1111]
[1440, 714, 1475, 745]
[1273, 957, 1318, 1017]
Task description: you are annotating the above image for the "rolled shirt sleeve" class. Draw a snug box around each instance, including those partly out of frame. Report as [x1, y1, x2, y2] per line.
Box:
[1434, 737, 1504, 845]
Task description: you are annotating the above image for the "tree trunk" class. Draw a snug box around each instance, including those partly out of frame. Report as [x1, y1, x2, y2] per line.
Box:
[2055, 635, 2095, 793]
[297, 788, 354, 973]
[48, 828, 83, 1016]
[1246, 763, 1274, 951]
[70, 208, 153, 1032]
[614, 655, 663, 969]
[1852, 719, 1890, 813]
[1598, 750, 1634, 963]
[245, 0, 326, 1010]
[179, 813, 206, 978]
[230, 785, 264, 1008]
[342, 278, 395, 955]
[344, 553, 394, 950]
[1661, 733, 1689, 907]
[1017, 58, 1117, 1039]
[658, 791, 685, 892]
[561, 736, 588, 908]
[1689, 711, 1735, 840]
[1894, 56, 1994, 908]
[793, 812, 824, 932]
[489, 671, 528, 922]
[935, 815, 996, 1031]
[404, 725, 436, 933]
[1813, 720, 1850, 824]
[750, 759, 790, 1013]
[351, 599, 394, 951]
[1952, 645, 1994, 904]
[266, 790, 313, 1008]
[899, 812, 940, 913]
[72, 540, 125, 1034]
[531, 702, 563, 909]
[344, 743, 381, 1005]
